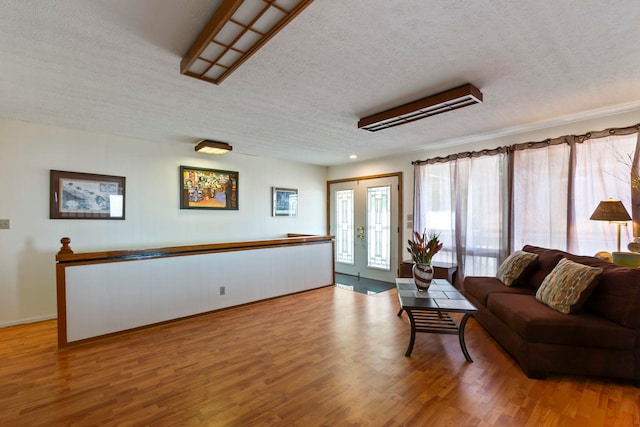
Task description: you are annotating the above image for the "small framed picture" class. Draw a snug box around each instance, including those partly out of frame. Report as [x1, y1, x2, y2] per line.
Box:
[180, 166, 238, 210]
[50, 170, 126, 219]
[272, 187, 298, 217]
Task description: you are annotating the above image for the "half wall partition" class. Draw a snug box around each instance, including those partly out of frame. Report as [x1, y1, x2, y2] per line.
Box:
[55, 234, 335, 347]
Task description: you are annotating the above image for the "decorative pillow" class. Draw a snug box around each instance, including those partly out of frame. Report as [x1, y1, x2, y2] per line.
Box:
[536, 258, 603, 314]
[496, 251, 538, 286]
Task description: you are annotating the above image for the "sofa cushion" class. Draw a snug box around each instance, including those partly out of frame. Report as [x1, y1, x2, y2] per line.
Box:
[521, 245, 565, 289]
[496, 250, 538, 286]
[584, 266, 640, 329]
[557, 252, 640, 328]
[522, 245, 640, 328]
[464, 276, 535, 306]
[487, 293, 635, 350]
[535, 258, 603, 314]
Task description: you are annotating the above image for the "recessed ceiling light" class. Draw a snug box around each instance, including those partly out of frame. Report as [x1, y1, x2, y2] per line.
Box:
[349, 154, 358, 159]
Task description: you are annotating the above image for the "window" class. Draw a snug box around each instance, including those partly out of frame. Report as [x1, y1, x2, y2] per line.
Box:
[335, 189, 354, 264]
[415, 126, 640, 279]
[513, 143, 570, 250]
[415, 152, 508, 277]
[367, 185, 391, 270]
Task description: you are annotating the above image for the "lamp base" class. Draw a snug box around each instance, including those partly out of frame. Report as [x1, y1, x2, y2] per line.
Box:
[628, 237, 640, 253]
[612, 251, 640, 267]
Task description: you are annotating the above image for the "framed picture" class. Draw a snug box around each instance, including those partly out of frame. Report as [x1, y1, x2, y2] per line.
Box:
[50, 170, 126, 219]
[180, 166, 238, 210]
[272, 187, 298, 217]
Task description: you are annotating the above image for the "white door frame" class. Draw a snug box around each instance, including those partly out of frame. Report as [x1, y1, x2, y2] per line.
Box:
[326, 172, 403, 278]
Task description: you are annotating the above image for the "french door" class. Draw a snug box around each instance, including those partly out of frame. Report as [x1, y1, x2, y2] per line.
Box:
[328, 174, 401, 283]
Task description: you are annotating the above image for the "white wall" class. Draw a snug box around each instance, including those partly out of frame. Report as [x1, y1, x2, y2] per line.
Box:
[0, 118, 328, 326]
[63, 242, 333, 344]
[328, 108, 640, 265]
[5, 108, 640, 326]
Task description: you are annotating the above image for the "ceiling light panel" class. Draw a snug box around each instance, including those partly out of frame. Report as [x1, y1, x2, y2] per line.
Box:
[181, 0, 314, 85]
[358, 84, 484, 132]
[195, 140, 233, 155]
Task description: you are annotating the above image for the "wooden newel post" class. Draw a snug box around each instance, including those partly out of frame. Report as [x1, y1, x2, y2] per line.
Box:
[58, 237, 73, 255]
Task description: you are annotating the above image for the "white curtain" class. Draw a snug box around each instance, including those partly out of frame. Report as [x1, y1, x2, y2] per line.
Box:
[513, 133, 637, 255]
[572, 134, 637, 254]
[415, 128, 640, 278]
[512, 142, 571, 250]
[414, 162, 456, 263]
[414, 151, 509, 278]
[456, 154, 509, 277]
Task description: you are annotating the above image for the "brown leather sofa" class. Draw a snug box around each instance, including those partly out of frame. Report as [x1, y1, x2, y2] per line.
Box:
[463, 245, 640, 384]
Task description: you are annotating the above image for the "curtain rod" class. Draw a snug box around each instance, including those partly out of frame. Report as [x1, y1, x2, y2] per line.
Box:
[412, 123, 640, 166]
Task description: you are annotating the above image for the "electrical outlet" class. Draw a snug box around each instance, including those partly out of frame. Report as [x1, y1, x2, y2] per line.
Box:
[219, 286, 225, 296]
[0, 219, 10, 230]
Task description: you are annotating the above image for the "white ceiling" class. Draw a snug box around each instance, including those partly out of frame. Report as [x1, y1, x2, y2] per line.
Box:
[2, 0, 640, 166]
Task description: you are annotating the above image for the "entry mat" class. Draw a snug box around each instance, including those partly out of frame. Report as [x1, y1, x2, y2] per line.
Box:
[335, 273, 395, 295]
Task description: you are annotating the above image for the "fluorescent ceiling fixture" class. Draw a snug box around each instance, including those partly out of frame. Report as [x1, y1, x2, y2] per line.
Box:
[195, 140, 233, 155]
[181, 0, 314, 85]
[358, 84, 483, 132]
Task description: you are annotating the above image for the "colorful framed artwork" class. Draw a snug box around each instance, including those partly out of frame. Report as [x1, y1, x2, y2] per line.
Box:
[272, 187, 298, 217]
[180, 166, 238, 210]
[50, 170, 126, 219]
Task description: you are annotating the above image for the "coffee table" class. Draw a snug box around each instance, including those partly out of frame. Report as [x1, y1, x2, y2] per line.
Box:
[396, 278, 477, 361]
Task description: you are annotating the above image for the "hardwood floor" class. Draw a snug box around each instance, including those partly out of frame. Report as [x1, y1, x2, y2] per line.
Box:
[1, 286, 639, 426]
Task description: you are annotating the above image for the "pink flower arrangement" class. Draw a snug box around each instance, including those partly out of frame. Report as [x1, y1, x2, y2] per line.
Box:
[407, 230, 443, 264]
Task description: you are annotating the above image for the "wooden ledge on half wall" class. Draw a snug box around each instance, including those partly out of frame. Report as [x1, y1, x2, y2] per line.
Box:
[56, 234, 335, 264]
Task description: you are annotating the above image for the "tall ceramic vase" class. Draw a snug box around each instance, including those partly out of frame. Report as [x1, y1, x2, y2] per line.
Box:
[412, 263, 434, 291]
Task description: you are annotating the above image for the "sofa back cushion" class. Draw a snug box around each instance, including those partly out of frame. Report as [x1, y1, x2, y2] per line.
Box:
[522, 245, 640, 328]
[521, 245, 565, 289]
[557, 252, 640, 328]
[583, 265, 640, 329]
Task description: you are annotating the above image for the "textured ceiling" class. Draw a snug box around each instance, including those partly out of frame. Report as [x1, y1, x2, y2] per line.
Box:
[2, 0, 640, 166]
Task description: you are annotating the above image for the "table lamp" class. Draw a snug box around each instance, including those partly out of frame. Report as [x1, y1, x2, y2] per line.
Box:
[589, 198, 631, 252]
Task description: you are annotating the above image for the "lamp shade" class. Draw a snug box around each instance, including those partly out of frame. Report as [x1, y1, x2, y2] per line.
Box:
[589, 199, 631, 222]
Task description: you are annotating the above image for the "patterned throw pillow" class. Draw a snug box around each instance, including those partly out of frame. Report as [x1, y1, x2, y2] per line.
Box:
[536, 258, 603, 314]
[496, 251, 538, 286]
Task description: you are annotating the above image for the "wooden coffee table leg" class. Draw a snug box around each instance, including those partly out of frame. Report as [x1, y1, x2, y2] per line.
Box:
[459, 313, 473, 362]
[404, 311, 417, 357]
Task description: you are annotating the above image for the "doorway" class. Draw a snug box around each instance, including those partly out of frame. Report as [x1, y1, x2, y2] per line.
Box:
[327, 173, 402, 283]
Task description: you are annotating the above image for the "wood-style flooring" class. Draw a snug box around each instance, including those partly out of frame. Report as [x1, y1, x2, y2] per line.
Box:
[1, 286, 639, 426]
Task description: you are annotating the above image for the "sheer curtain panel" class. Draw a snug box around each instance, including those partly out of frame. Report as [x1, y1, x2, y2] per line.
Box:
[414, 151, 508, 279]
[414, 124, 640, 278]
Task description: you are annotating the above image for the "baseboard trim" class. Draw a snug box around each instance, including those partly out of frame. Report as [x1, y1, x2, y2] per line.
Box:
[0, 314, 57, 328]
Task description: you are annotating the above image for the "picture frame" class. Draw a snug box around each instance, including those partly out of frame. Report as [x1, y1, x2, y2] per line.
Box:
[272, 187, 298, 217]
[180, 166, 238, 210]
[50, 170, 126, 219]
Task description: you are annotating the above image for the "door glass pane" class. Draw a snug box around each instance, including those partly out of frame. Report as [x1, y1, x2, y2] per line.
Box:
[336, 189, 354, 265]
[367, 185, 390, 270]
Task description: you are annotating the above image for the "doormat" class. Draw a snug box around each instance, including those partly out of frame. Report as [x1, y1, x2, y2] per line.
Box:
[335, 273, 395, 295]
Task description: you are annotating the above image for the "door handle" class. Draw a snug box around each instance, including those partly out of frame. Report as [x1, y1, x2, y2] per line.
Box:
[356, 226, 366, 240]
